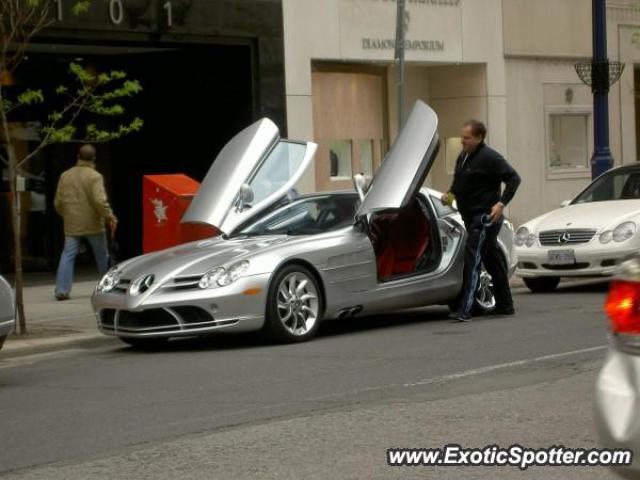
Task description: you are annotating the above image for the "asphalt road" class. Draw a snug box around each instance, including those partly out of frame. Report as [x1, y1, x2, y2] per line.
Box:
[0, 282, 615, 478]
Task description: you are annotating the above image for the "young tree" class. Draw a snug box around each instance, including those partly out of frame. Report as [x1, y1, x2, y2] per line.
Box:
[0, 0, 143, 334]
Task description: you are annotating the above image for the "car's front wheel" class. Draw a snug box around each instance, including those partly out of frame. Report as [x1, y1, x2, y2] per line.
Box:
[523, 276, 560, 293]
[0, 335, 6, 351]
[264, 264, 323, 343]
[119, 337, 169, 350]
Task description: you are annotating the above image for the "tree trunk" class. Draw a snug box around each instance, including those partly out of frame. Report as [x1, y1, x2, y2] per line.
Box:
[0, 74, 27, 335]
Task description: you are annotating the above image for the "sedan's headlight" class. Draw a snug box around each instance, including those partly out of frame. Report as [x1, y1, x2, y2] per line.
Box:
[600, 230, 613, 244]
[218, 260, 250, 286]
[97, 267, 120, 293]
[515, 227, 529, 247]
[525, 234, 536, 247]
[198, 267, 225, 289]
[613, 222, 636, 243]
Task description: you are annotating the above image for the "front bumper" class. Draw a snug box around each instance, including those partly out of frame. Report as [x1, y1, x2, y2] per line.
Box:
[516, 243, 638, 278]
[92, 273, 270, 338]
[594, 342, 640, 477]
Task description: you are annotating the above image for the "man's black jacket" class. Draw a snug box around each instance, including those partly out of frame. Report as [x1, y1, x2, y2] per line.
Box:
[449, 142, 521, 218]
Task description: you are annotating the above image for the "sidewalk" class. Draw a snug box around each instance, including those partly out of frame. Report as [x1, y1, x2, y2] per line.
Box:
[3, 275, 114, 358]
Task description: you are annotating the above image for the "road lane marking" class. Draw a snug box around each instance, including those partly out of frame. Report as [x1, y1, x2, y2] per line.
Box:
[403, 345, 608, 387]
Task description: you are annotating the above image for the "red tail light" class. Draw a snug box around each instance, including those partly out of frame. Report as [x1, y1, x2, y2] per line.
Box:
[606, 280, 640, 334]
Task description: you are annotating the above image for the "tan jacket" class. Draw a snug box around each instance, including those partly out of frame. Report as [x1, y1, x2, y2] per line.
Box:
[54, 160, 117, 236]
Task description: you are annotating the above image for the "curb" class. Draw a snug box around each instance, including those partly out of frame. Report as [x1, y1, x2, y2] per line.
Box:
[2, 333, 117, 360]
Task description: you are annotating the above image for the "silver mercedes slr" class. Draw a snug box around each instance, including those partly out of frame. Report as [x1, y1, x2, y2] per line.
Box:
[92, 101, 515, 347]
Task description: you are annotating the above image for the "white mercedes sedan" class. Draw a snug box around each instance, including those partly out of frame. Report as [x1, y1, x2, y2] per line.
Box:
[516, 164, 640, 292]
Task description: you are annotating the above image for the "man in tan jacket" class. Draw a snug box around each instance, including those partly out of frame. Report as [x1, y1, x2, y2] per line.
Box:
[54, 144, 117, 300]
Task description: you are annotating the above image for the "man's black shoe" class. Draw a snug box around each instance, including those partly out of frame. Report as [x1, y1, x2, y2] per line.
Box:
[491, 306, 515, 316]
[448, 311, 472, 322]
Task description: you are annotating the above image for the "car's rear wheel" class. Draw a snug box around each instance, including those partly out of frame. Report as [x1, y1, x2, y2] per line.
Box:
[448, 262, 501, 315]
[474, 268, 496, 313]
[264, 265, 323, 343]
[0, 335, 6, 351]
[119, 337, 169, 350]
[523, 276, 560, 293]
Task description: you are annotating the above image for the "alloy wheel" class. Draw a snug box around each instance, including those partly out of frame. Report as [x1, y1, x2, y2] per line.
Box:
[276, 272, 319, 336]
[476, 269, 496, 310]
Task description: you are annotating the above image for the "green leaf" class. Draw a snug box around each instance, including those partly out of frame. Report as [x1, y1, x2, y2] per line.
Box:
[55, 85, 69, 95]
[17, 89, 44, 105]
[42, 125, 77, 144]
[48, 112, 64, 122]
[71, 1, 91, 16]
[69, 62, 95, 84]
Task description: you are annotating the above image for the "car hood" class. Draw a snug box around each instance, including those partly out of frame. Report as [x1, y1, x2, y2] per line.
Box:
[522, 200, 640, 233]
[115, 236, 290, 282]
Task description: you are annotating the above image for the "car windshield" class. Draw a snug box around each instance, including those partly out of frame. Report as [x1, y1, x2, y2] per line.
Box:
[232, 194, 360, 237]
[572, 169, 640, 204]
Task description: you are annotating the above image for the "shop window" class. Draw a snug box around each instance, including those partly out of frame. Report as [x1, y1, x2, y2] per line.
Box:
[359, 139, 374, 176]
[329, 139, 352, 179]
[546, 108, 591, 175]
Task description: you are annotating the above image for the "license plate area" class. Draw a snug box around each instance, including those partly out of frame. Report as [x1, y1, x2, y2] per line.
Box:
[547, 249, 576, 265]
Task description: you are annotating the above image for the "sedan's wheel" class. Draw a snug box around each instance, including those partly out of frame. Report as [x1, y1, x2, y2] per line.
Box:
[474, 268, 496, 313]
[265, 265, 323, 343]
[119, 337, 169, 350]
[523, 276, 560, 293]
[0, 335, 6, 351]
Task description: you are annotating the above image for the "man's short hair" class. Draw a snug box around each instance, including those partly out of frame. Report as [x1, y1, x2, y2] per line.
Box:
[463, 120, 487, 139]
[78, 144, 96, 162]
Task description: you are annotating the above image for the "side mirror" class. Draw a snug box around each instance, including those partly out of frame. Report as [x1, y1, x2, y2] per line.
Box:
[237, 184, 254, 211]
[352, 173, 370, 202]
[560, 200, 571, 208]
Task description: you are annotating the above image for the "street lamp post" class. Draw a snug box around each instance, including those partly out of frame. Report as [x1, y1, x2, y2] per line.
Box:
[395, 0, 406, 131]
[576, 0, 624, 180]
[591, 0, 613, 180]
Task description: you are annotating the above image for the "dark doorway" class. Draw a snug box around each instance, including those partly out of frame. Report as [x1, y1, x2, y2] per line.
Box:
[0, 42, 254, 272]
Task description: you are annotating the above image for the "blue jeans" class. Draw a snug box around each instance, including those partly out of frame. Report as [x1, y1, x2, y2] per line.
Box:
[55, 233, 110, 296]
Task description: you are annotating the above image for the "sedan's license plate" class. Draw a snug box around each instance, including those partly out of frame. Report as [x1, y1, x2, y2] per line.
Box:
[548, 249, 576, 265]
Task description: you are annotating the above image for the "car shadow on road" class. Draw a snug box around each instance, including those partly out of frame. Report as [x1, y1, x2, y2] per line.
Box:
[519, 280, 610, 295]
[114, 307, 453, 354]
[316, 307, 450, 339]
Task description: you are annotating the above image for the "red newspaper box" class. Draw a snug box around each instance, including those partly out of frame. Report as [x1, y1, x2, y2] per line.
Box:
[143, 174, 218, 253]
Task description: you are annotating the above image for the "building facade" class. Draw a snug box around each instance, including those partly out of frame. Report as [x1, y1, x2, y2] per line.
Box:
[1, 0, 286, 271]
[282, 0, 639, 228]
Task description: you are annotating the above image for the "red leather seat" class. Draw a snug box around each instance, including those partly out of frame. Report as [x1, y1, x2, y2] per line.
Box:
[372, 202, 430, 280]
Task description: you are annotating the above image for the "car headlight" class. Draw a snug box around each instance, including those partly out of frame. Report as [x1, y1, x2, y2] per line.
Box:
[613, 222, 636, 243]
[218, 260, 250, 287]
[600, 230, 613, 244]
[198, 267, 225, 289]
[525, 234, 536, 247]
[97, 267, 120, 293]
[515, 227, 529, 247]
[198, 261, 250, 289]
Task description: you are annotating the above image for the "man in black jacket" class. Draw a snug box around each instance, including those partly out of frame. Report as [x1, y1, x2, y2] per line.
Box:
[442, 120, 521, 322]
